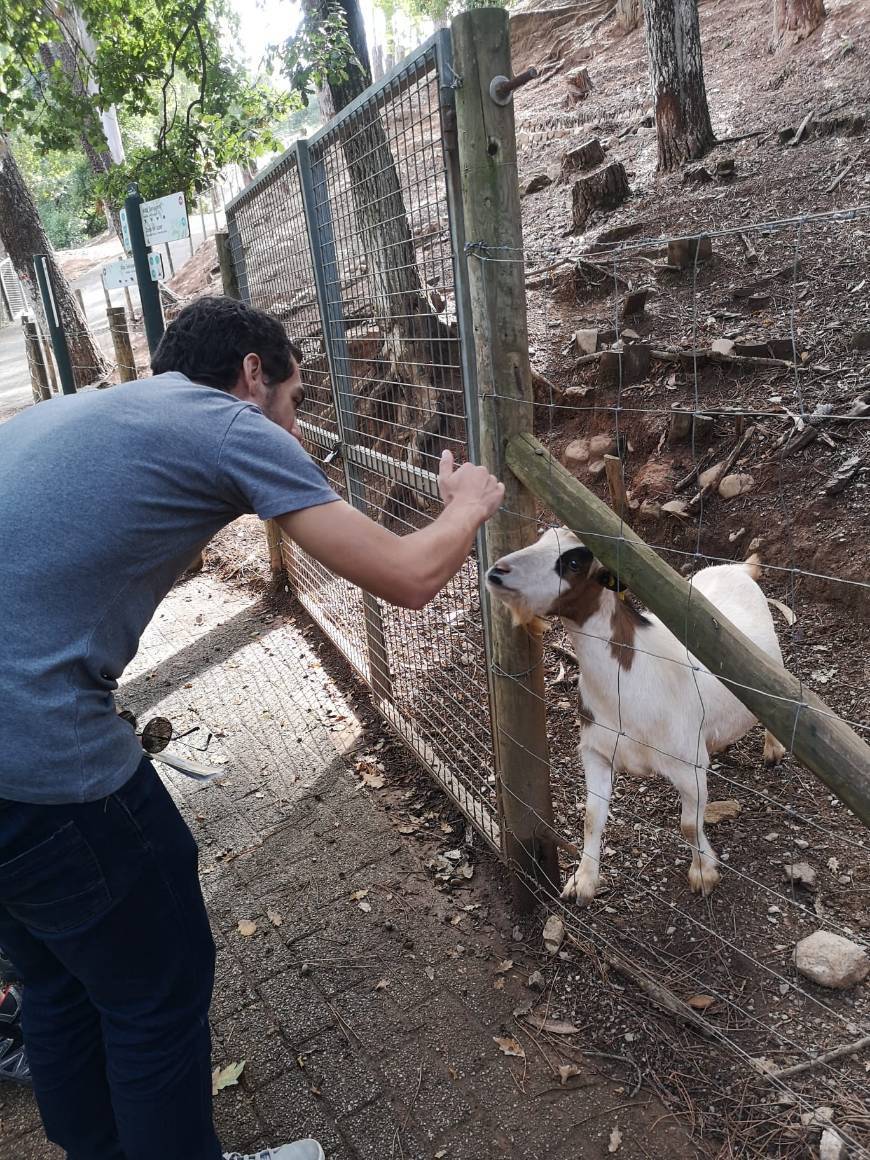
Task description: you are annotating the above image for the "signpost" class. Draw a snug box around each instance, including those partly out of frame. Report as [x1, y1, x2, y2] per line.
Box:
[124, 185, 165, 354]
[119, 207, 132, 255]
[148, 252, 166, 282]
[102, 258, 138, 289]
[140, 192, 190, 246]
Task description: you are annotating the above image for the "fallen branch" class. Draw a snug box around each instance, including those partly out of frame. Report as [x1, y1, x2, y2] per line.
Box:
[716, 130, 765, 146]
[766, 1034, 870, 1082]
[688, 425, 756, 510]
[787, 109, 815, 147]
[565, 933, 716, 1038]
[826, 158, 858, 193]
[674, 446, 719, 493]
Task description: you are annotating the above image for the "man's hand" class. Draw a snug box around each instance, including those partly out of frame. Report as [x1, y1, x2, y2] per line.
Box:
[438, 449, 504, 518]
[278, 451, 505, 610]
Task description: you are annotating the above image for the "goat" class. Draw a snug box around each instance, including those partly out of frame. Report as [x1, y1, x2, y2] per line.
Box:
[485, 527, 786, 904]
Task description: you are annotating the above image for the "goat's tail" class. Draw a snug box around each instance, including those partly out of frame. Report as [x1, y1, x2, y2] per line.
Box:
[743, 552, 762, 581]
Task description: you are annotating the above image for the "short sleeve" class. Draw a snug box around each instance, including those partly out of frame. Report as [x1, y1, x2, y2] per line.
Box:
[217, 405, 340, 520]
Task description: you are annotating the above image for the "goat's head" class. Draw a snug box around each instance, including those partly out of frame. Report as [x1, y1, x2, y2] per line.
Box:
[485, 527, 627, 629]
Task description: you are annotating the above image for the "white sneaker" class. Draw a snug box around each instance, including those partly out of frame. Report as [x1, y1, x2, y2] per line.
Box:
[223, 1142, 325, 1160]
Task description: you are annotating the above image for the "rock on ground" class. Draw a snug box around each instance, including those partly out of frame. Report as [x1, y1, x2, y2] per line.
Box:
[794, 930, 870, 989]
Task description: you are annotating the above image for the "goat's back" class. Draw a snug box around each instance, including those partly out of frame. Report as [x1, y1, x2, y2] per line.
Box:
[691, 563, 783, 665]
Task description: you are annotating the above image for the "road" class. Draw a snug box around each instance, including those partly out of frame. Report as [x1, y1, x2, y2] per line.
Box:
[0, 209, 223, 421]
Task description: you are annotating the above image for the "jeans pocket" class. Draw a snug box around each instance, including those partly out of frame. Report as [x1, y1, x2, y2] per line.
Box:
[0, 821, 112, 934]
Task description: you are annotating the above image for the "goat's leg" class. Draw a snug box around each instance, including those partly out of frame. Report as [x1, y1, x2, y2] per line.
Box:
[669, 760, 720, 896]
[763, 730, 787, 766]
[561, 748, 614, 905]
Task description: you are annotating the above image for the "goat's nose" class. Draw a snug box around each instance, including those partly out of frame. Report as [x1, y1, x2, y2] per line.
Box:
[487, 562, 512, 586]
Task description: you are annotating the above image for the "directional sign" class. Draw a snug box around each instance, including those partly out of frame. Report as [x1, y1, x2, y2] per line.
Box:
[102, 258, 137, 289]
[148, 252, 165, 282]
[140, 191, 189, 246]
[119, 207, 132, 255]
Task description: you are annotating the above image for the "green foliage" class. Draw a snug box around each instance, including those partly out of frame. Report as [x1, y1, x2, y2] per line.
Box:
[373, 0, 507, 26]
[0, 0, 297, 203]
[269, 3, 361, 106]
[10, 132, 106, 248]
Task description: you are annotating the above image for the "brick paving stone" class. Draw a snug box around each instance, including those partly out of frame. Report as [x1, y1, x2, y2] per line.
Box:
[335, 1096, 429, 1160]
[256, 973, 337, 1047]
[296, 1026, 385, 1118]
[252, 1070, 346, 1156]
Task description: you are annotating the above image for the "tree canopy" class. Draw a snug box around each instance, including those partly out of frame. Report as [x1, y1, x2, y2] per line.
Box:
[0, 0, 293, 201]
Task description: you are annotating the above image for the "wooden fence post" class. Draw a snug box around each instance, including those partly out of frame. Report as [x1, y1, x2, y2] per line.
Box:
[216, 228, 285, 582]
[107, 306, 138, 382]
[22, 316, 52, 402]
[452, 8, 559, 909]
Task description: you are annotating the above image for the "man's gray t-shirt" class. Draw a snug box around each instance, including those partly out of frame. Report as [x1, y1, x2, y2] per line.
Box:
[0, 372, 339, 804]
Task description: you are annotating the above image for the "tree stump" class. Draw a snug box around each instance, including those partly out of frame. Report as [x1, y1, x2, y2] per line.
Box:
[564, 67, 593, 107]
[571, 162, 630, 232]
[667, 235, 712, 269]
[561, 138, 606, 180]
[615, 0, 643, 32]
[599, 343, 650, 387]
[774, 0, 826, 45]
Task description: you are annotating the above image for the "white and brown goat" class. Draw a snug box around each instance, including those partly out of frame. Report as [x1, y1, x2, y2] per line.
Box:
[486, 528, 786, 904]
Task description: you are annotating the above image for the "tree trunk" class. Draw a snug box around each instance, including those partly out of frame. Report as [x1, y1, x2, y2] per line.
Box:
[643, 0, 715, 171]
[0, 136, 109, 387]
[774, 0, 826, 44]
[616, 0, 644, 32]
[39, 41, 123, 240]
[303, 0, 461, 523]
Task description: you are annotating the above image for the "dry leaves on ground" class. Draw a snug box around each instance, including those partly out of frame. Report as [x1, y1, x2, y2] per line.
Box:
[494, 1036, 525, 1059]
[212, 1060, 246, 1095]
[237, 919, 257, 938]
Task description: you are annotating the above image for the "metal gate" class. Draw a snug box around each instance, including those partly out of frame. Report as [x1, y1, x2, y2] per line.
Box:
[226, 32, 501, 851]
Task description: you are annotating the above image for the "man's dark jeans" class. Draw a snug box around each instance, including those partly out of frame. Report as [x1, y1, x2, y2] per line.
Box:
[0, 757, 222, 1159]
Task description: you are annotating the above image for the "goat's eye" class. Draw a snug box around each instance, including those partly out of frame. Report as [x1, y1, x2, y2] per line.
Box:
[568, 558, 580, 572]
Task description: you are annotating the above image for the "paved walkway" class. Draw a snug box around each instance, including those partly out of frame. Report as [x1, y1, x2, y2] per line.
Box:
[0, 553, 694, 1160]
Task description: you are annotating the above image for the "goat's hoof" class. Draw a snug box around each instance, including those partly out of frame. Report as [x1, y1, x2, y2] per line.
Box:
[688, 862, 720, 896]
[561, 871, 598, 906]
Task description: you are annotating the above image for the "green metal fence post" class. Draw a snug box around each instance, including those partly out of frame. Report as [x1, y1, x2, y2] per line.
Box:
[124, 185, 165, 356]
[33, 255, 75, 395]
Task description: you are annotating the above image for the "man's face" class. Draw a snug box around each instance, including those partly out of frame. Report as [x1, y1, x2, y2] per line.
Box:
[233, 354, 305, 442]
[261, 362, 305, 442]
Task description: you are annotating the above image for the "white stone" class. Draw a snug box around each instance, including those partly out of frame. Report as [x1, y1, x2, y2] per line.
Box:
[719, 473, 755, 499]
[794, 931, 870, 989]
[783, 862, 817, 890]
[589, 433, 617, 457]
[819, 1127, 847, 1160]
[563, 438, 591, 468]
[575, 328, 599, 355]
[712, 337, 735, 356]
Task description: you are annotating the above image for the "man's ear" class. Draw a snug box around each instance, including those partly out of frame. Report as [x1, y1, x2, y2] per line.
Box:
[596, 568, 627, 593]
[233, 354, 262, 399]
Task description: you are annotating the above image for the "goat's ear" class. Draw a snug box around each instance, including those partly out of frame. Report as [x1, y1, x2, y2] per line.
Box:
[596, 568, 627, 593]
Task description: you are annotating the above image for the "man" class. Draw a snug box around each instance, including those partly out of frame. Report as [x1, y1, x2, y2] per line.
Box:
[0, 296, 504, 1160]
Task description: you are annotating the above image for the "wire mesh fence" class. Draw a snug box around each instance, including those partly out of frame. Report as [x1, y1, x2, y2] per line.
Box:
[226, 33, 501, 851]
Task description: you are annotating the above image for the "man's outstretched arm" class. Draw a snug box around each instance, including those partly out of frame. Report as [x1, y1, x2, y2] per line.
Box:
[277, 450, 504, 610]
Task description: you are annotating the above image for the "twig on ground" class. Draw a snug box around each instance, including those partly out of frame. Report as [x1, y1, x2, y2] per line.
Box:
[766, 1034, 870, 1081]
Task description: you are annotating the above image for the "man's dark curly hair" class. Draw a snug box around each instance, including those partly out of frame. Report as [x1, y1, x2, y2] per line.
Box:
[151, 296, 303, 391]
